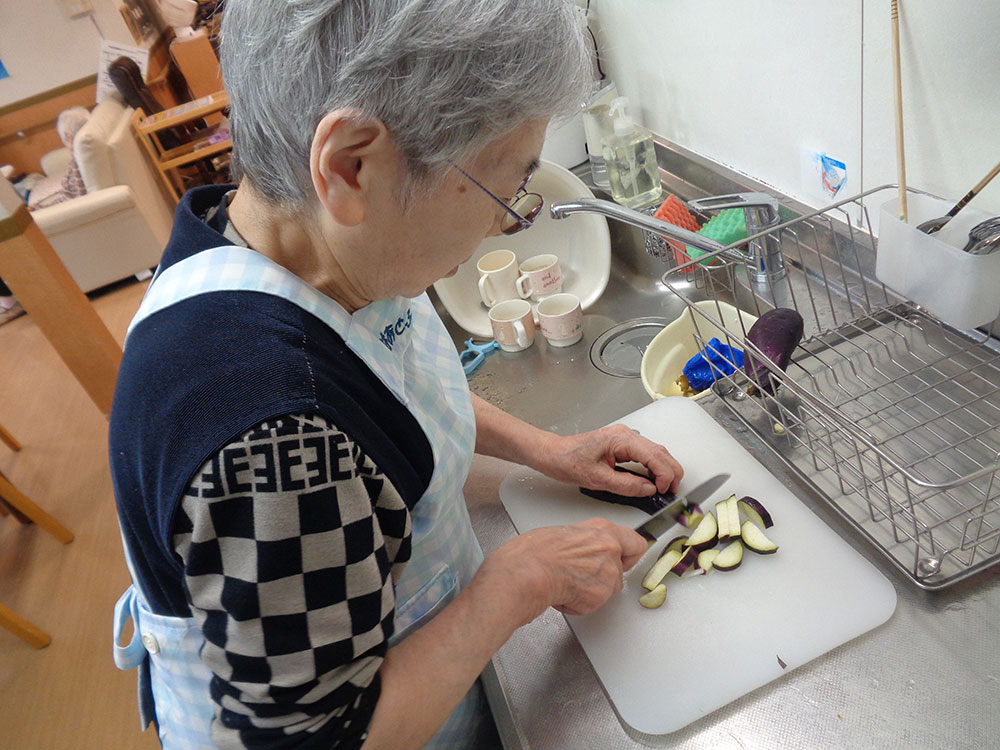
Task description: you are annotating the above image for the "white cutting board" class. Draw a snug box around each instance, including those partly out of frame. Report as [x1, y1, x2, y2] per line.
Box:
[499, 397, 897, 736]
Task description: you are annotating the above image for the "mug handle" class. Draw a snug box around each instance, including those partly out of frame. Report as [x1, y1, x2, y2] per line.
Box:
[513, 319, 528, 348]
[478, 275, 496, 307]
[516, 274, 533, 299]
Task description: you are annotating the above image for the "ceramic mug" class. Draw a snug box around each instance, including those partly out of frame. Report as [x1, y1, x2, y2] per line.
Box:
[488, 299, 536, 352]
[477, 249, 519, 307]
[536, 292, 583, 347]
[516, 253, 563, 301]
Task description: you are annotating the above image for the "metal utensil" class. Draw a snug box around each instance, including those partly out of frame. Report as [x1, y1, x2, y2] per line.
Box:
[961, 216, 1000, 254]
[917, 160, 1000, 234]
[966, 232, 1000, 256]
[632, 472, 730, 544]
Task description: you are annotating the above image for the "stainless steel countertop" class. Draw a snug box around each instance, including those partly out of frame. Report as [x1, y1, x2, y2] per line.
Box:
[460, 342, 1000, 750]
[439, 154, 1000, 748]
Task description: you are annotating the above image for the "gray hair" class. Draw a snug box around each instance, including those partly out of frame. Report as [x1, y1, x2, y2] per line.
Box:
[220, 0, 593, 208]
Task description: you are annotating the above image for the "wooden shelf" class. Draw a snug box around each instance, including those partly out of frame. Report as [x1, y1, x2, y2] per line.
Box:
[158, 134, 232, 171]
[135, 91, 229, 133]
[131, 91, 232, 203]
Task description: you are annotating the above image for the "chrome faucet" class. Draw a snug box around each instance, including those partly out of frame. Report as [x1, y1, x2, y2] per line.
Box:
[549, 191, 785, 283]
[548, 197, 736, 262]
[686, 192, 785, 283]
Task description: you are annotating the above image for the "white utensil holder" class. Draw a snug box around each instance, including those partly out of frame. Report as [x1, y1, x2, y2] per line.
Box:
[876, 193, 1000, 329]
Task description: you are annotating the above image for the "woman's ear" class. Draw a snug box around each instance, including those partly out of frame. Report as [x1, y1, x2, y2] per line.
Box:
[310, 110, 392, 226]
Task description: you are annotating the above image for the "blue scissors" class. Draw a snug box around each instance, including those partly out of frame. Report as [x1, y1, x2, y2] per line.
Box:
[460, 338, 499, 377]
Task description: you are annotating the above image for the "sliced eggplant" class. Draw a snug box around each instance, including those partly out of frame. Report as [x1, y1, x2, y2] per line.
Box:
[727, 495, 740, 539]
[697, 548, 721, 573]
[642, 549, 683, 590]
[744, 308, 805, 395]
[715, 497, 732, 542]
[713, 540, 744, 571]
[738, 496, 774, 529]
[664, 535, 690, 554]
[669, 547, 699, 577]
[639, 584, 667, 608]
[741, 520, 779, 554]
[680, 505, 705, 530]
[684, 511, 718, 552]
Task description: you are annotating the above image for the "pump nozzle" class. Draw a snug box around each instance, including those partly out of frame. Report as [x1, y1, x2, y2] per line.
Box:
[609, 96, 634, 138]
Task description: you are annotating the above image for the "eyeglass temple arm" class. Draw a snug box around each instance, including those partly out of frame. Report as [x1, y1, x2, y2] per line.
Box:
[448, 163, 532, 229]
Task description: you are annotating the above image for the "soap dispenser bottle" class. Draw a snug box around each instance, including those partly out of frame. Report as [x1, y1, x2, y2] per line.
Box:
[601, 96, 662, 210]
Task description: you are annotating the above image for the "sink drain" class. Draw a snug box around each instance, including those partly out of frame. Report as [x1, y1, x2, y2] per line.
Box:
[590, 317, 670, 378]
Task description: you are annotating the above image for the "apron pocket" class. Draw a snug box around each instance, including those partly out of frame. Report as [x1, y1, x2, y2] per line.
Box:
[390, 564, 457, 645]
[133, 597, 216, 749]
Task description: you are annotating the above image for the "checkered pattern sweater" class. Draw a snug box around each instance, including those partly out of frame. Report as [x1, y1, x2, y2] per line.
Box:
[174, 413, 410, 749]
[110, 186, 436, 750]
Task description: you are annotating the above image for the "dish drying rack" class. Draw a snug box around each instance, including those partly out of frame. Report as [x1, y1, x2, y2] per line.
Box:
[658, 185, 1000, 589]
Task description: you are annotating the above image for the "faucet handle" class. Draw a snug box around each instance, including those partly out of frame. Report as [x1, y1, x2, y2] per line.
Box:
[687, 192, 786, 283]
[687, 192, 779, 219]
[686, 192, 781, 236]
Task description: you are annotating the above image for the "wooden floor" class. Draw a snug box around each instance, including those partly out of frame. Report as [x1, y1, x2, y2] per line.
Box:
[0, 279, 159, 749]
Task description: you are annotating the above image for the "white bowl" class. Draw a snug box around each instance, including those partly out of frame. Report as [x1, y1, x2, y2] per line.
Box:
[432, 159, 610, 338]
[640, 301, 757, 400]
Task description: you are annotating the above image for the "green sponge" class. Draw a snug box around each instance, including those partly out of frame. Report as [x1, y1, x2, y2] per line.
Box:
[687, 208, 747, 265]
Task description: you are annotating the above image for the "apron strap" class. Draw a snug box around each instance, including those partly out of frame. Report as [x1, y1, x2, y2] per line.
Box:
[126, 245, 351, 346]
[125, 244, 409, 402]
[113, 586, 147, 671]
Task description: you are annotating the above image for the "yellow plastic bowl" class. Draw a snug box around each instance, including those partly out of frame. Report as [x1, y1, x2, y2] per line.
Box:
[640, 301, 758, 400]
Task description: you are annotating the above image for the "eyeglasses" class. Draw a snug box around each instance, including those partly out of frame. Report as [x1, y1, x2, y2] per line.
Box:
[449, 162, 544, 235]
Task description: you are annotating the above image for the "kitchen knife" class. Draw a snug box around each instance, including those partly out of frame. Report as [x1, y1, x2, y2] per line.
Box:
[633, 472, 730, 545]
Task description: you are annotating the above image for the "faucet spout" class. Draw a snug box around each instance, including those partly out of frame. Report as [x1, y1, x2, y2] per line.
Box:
[549, 198, 740, 262]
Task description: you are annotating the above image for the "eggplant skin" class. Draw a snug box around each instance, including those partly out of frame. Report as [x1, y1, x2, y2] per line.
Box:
[580, 467, 676, 515]
[744, 308, 804, 395]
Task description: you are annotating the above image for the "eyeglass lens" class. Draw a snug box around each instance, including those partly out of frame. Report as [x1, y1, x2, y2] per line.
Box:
[500, 193, 544, 234]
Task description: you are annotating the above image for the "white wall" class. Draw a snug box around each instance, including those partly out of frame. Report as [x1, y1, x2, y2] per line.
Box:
[591, 0, 1000, 214]
[0, 0, 136, 106]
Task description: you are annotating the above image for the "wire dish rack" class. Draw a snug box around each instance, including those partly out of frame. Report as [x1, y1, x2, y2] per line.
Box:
[659, 185, 1000, 590]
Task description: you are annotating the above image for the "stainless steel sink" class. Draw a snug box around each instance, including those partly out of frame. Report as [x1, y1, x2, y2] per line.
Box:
[431, 188, 696, 434]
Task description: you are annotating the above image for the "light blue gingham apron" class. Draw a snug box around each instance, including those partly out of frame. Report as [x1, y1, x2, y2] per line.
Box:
[113, 245, 487, 748]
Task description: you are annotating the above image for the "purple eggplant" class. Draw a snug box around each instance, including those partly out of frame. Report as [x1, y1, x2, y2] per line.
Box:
[580, 467, 700, 518]
[743, 308, 804, 395]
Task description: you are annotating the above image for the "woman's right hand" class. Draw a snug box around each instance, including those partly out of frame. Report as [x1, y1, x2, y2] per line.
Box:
[477, 518, 648, 622]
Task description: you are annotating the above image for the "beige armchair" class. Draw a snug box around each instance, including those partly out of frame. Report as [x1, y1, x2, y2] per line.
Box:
[30, 96, 173, 293]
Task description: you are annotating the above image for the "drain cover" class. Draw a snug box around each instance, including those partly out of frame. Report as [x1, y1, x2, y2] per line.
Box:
[590, 317, 670, 378]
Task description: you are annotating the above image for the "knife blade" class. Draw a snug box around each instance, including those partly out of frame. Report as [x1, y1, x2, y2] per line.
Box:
[633, 472, 730, 545]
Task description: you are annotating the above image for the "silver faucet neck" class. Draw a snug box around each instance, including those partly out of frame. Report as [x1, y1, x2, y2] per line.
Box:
[548, 198, 732, 258]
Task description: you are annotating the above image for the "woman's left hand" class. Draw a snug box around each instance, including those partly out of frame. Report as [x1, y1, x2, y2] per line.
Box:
[534, 424, 684, 498]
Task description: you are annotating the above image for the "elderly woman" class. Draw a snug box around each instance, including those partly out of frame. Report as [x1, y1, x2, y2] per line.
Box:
[110, 1, 682, 748]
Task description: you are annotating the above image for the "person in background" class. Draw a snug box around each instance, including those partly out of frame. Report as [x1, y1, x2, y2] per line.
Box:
[108, 1, 684, 749]
[0, 278, 24, 325]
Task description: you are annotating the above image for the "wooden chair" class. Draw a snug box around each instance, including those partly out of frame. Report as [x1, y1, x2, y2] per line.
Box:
[0, 423, 73, 649]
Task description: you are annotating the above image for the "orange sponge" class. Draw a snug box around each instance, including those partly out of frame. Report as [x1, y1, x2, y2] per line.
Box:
[653, 194, 700, 271]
